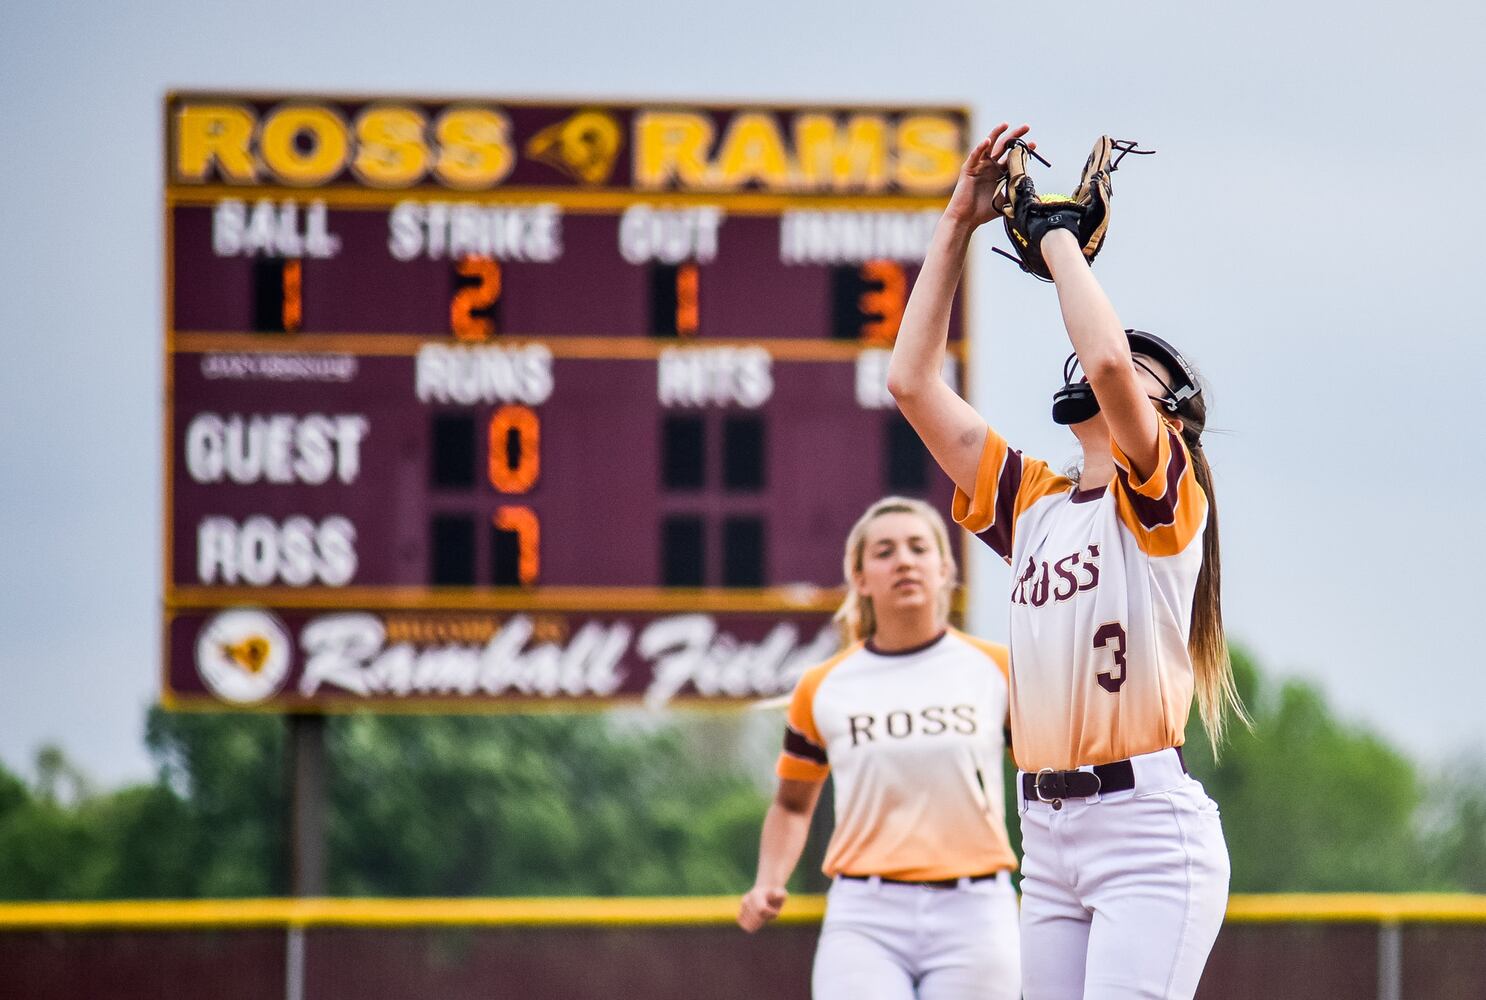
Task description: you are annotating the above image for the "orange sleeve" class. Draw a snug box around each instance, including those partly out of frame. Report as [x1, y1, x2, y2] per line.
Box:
[774, 648, 854, 783]
[1110, 421, 1209, 557]
[952, 429, 1068, 563]
[950, 629, 1009, 682]
[950, 630, 1011, 729]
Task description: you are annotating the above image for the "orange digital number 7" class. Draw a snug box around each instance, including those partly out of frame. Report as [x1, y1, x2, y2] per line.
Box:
[493, 506, 540, 586]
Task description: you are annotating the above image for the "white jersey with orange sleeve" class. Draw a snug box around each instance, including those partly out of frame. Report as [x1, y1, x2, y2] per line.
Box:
[953, 419, 1208, 773]
[775, 629, 1018, 881]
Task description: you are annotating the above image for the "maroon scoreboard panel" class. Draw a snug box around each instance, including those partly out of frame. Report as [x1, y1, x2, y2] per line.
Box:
[162, 93, 969, 711]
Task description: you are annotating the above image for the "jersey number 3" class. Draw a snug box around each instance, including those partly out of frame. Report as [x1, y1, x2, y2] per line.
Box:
[1093, 622, 1127, 693]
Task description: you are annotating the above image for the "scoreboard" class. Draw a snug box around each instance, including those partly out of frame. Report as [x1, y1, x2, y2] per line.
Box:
[162, 93, 970, 710]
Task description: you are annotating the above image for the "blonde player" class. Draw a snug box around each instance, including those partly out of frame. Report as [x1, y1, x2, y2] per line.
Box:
[737, 496, 1020, 1000]
[886, 122, 1246, 1000]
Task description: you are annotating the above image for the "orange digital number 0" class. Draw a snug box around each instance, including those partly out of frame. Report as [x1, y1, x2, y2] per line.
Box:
[493, 506, 540, 586]
[451, 256, 501, 341]
[488, 405, 539, 493]
[858, 260, 906, 345]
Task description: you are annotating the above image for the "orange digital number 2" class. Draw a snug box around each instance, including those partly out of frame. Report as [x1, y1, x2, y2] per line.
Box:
[451, 256, 501, 341]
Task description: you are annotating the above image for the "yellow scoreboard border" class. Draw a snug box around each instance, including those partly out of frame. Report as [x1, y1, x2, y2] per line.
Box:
[160, 91, 976, 711]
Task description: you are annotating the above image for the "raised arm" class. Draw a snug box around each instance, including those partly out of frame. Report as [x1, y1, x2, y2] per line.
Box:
[887, 123, 1030, 495]
[737, 778, 823, 932]
[1041, 230, 1162, 478]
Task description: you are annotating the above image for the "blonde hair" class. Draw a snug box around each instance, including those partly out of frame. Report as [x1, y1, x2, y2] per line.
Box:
[1171, 382, 1251, 756]
[831, 496, 958, 644]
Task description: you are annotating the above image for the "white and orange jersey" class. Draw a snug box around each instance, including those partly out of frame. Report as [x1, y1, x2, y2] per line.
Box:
[953, 420, 1208, 773]
[775, 629, 1017, 881]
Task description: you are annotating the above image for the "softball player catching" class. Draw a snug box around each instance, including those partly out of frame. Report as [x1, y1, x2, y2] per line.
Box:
[737, 496, 1021, 1000]
[885, 122, 1246, 999]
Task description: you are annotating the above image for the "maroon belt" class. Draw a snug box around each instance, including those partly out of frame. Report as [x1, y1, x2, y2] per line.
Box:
[1021, 748, 1187, 804]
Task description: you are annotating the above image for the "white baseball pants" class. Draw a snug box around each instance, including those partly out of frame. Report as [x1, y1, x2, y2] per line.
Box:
[811, 872, 1021, 1000]
[1017, 747, 1230, 1000]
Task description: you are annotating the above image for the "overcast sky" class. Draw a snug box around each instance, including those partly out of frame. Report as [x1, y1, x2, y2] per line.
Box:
[3, 0, 1484, 787]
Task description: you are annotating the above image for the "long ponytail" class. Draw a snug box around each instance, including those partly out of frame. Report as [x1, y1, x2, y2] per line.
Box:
[1177, 390, 1250, 754]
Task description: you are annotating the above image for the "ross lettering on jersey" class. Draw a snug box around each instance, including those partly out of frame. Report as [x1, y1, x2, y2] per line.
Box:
[951, 705, 977, 733]
[1011, 557, 1035, 606]
[846, 704, 977, 746]
[1028, 562, 1050, 608]
[1013, 544, 1101, 607]
[920, 704, 947, 735]
[1080, 545, 1100, 591]
[1052, 553, 1081, 602]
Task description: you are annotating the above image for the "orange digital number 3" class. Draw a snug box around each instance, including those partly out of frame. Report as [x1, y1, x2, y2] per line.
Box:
[858, 260, 906, 345]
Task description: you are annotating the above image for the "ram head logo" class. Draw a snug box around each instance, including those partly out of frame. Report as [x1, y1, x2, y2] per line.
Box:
[221, 635, 272, 674]
[526, 110, 622, 185]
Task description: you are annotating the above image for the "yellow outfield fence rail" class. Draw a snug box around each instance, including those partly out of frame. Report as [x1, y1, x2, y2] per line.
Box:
[3, 893, 1486, 930]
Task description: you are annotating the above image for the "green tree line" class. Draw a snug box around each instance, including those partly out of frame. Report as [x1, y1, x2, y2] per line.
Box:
[1, 649, 1482, 900]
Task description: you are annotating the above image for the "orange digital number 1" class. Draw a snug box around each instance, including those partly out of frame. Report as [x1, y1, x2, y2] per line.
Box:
[282, 259, 303, 333]
[451, 256, 502, 341]
[676, 263, 699, 337]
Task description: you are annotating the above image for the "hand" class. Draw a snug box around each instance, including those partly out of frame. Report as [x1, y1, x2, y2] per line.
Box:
[944, 122, 1034, 229]
[737, 884, 789, 933]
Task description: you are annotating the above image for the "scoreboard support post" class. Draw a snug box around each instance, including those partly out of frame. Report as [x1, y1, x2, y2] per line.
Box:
[288, 713, 327, 897]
